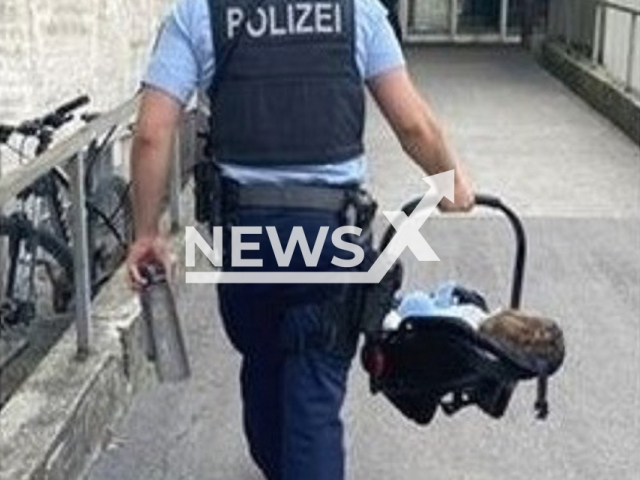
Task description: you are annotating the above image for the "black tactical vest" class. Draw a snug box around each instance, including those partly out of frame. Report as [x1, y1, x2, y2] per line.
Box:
[207, 0, 365, 166]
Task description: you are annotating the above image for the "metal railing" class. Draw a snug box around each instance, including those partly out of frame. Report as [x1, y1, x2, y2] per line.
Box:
[551, 0, 598, 51]
[592, 1, 640, 92]
[0, 152, 5, 307]
[0, 95, 184, 357]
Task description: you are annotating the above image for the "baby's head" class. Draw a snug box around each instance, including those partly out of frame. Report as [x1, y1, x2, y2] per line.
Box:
[479, 309, 565, 372]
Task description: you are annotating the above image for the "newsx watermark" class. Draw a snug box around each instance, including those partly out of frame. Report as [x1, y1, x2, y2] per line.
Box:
[185, 170, 455, 284]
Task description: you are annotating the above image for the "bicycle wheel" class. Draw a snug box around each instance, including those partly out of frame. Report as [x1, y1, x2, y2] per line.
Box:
[0, 214, 74, 325]
[87, 174, 132, 293]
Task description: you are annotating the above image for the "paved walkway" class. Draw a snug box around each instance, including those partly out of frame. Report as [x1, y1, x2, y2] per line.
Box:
[87, 47, 640, 480]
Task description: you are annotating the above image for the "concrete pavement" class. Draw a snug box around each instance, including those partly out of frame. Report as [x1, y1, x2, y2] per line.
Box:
[86, 47, 640, 480]
[368, 47, 640, 218]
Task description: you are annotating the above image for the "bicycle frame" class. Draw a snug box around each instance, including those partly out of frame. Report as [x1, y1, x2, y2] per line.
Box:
[0, 97, 89, 324]
[1, 95, 133, 328]
[4, 131, 63, 320]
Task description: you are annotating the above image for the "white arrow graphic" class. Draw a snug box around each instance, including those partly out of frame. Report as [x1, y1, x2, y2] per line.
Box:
[186, 170, 454, 284]
[363, 169, 454, 283]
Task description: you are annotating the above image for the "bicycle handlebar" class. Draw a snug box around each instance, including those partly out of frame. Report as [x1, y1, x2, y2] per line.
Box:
[80, 112, 101, 123]
[41, 95, 90, 129]
[54, 95, 90, 118]
[0, 95, 91, 144]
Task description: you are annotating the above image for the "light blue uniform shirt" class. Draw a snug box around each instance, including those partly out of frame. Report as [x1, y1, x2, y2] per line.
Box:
[144, 0, 404, 186]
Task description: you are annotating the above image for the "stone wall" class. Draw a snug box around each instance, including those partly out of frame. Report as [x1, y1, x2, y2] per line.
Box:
[0, 0, 173, 123]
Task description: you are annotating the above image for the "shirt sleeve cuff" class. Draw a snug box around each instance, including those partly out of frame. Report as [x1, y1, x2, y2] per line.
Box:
[142, 68, 193, 105]
[366, 57, 406, 80]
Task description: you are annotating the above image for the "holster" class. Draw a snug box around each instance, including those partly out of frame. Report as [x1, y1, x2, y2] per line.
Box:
[193, 159, 222, 225]
[318, 190, 403, 358]
[277, 189, 385, 359]
[195, 168, 399, 359]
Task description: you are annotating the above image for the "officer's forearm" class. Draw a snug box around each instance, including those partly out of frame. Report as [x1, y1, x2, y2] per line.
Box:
[369, 68, 463, 179]
[130, 89, 183, 239]
[398, 103, 460, 177]
[131, 133, 173, 239]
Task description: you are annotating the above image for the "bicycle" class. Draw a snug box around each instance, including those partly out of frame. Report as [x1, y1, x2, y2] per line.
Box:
[0, 96, 132, 335]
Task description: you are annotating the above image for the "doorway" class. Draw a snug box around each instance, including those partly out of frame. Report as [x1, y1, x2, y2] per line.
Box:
[402, 0, 523, 43]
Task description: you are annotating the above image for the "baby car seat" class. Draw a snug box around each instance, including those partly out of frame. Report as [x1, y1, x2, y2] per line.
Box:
[360, 195, 565, 425]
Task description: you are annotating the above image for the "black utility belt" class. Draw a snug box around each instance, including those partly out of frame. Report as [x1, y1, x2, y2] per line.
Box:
[235, 184, 354, 212]
[231, 183, 378, 233]
[193, 160, 376, 227]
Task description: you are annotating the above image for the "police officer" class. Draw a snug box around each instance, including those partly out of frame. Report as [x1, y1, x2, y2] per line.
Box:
[126, 0, 474, 479]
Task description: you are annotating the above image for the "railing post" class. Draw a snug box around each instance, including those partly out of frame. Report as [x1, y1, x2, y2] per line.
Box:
[626, 13, 637, 92]
[0, 151, 5, 300]
[564, 0, 572, 47]
[69, 153, 92, 359]
[169, 132, 181, 234]
[592, 3, 603, 64]
[500, 0, 509, 42]
[450, 0, 458, 40]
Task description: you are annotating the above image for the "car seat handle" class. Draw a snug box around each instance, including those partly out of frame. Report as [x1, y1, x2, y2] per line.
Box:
[473, 194, 526, 310]
[379, 193, 526, 310]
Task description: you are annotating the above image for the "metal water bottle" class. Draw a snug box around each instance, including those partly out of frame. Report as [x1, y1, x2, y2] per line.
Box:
[140, 262, 191, 383]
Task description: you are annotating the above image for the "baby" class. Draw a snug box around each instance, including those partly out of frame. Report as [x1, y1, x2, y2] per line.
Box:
[383, 282, 565, 372]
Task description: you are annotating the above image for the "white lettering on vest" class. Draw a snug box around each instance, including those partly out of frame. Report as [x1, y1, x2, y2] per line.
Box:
[295, 3, 314, 34]
[315, 3, 333, 34]
[246, 7, 268, 37]
[226, 2, 343, 39]
[335, 2, 342, 33]
[227, 7, 245, 39]
[287, 3, 295, 32]
[268, 6, 287, 36]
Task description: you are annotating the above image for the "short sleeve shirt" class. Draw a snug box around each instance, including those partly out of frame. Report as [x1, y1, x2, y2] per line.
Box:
[144, 0, 405, 185]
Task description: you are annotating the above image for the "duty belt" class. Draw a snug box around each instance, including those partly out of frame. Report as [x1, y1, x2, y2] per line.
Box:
[235, 185, 356, 212]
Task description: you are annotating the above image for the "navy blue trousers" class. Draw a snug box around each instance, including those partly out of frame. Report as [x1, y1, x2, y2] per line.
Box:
[217, 207, 358, 480]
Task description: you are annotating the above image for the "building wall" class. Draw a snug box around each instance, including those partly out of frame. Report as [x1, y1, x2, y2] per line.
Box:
[0, 0, 173, 123]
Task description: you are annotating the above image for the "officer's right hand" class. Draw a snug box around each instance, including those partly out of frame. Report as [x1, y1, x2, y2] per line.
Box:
[126, 235, 172, 290]
[439, 169, 475, 213]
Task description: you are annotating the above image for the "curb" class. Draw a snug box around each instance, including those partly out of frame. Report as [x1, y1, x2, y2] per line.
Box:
[539, 41, 640, 145]
[0, 269, 149, 480]
[0, 230, 187, 480]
